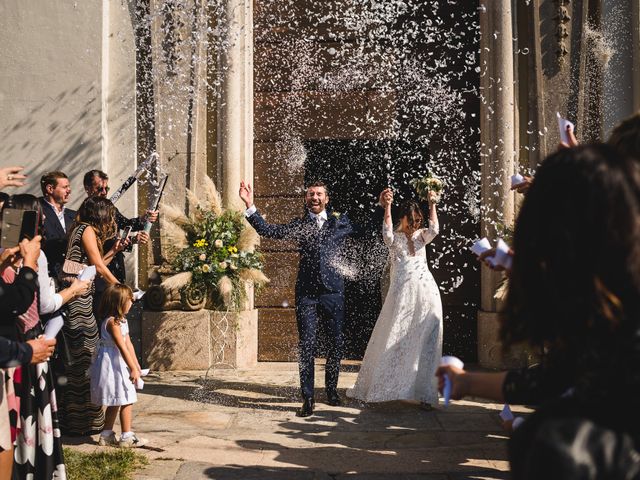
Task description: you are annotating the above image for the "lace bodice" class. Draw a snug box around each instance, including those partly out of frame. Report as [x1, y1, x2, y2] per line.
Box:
[382, 220, 439, 262]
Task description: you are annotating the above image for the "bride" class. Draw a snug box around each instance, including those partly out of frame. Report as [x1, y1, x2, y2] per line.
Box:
[348, 188, 443, 407]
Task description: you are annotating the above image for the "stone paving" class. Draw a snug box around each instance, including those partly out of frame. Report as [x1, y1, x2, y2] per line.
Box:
[65, 363, 531, 479]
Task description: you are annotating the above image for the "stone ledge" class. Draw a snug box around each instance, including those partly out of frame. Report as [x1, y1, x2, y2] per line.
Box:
[142, 309, 258, 371]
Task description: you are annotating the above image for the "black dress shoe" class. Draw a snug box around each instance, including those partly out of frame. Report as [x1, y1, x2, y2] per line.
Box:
[326, 390, 342, 406]
[296, 398, 314, 417]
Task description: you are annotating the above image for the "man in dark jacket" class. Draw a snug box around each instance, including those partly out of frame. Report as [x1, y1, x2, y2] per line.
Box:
[83, 170, 158, 308]
[240, 180, 353, 417]
[38, 171, 76, 279]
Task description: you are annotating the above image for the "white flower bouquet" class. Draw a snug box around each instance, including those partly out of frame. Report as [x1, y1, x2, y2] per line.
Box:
[410, 173, 444, 203]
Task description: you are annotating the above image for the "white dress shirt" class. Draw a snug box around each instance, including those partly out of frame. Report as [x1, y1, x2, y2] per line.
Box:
[309, 210, 328, 229]
[245, 205, 328, 228]
[43, 199, 67, 232]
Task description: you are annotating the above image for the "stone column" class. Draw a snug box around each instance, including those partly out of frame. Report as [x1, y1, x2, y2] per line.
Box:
[217, 0, 254, 211]
[477, 0, 517, 369]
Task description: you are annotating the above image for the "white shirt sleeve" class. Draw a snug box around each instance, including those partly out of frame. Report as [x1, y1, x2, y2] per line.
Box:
[37, 251, 63, 314]
[244, 205, 257, 217]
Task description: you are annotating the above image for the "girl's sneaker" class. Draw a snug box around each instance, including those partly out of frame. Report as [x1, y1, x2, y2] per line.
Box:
[119, 434, 148, 448]
[98, 432, 119, 446]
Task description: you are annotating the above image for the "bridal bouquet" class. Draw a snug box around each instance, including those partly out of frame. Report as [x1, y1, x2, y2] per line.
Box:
[410, 173, 444, 204]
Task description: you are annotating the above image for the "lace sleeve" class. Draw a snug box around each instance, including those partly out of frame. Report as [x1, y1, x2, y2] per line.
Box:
[382, 222, 394, 246]
[419, 220, 439, 245]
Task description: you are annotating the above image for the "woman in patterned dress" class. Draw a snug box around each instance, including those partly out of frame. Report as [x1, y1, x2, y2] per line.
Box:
[2, 194, 92, 478]
[58, 196, 126, 436]
[0, 239, 39, 480]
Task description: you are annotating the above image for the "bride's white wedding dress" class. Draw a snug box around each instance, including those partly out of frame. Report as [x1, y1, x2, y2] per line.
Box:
[347, 220, 443, 404]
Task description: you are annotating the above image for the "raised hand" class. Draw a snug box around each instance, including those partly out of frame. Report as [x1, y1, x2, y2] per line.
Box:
[558, 124, 579, 149]
[0, 245, 21, 271]
[239, 181, 253, 208]
[135, 231, 150, 245]
[19, 235, 41, 270]
[510, 175, 532, 194]
[379, 188, 393, 208]
[0, 166, 27, 188]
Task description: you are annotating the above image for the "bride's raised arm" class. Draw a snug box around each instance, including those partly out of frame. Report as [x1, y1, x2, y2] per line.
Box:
[380, 188, 394, 246]
[420, 192, 439, 244]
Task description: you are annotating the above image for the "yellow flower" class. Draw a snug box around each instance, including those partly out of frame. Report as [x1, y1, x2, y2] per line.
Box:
[202, 264, 211, 273]
[193, 239, 208, 248]
[227, 246, 238, 254]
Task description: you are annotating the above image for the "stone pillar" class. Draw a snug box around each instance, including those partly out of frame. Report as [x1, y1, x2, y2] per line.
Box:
[218, 0, 254, 211]
[141, 0, 258, 371]
[477, 1, 517, 369]
[149, 0, 210, 219]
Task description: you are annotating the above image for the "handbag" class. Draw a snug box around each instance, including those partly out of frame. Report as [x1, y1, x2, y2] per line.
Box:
[62, 259, 87, 275]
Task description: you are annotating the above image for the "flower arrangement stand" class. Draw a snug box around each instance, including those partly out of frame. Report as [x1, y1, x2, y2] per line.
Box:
[141, 308, 258, 370]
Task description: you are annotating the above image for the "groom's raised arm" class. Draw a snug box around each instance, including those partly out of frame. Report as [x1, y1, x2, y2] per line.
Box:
[240, 181, 298, 240]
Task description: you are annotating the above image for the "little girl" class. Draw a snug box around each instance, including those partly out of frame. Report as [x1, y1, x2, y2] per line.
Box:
[90, 284, 147, 448]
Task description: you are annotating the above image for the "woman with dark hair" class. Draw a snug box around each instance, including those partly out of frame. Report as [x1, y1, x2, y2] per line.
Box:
[348, 188, 442, 407]
[59, 195, 127, 435]
[438, 144, 640, 477]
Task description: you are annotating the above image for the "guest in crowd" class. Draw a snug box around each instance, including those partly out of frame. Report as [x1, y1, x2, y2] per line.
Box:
[0, 234, 49, 480]
[39, 171, 75, 278]
[91, 284, 147, 448]
[439, 144, 640, 477]
[83, 169, 157, 309]
[0, 194, 91, 478]
[58, 196, 126, 435]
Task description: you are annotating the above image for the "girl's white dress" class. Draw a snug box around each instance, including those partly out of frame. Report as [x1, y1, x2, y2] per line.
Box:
[90, 318, 137, 406]
[347, 220, 443, 404]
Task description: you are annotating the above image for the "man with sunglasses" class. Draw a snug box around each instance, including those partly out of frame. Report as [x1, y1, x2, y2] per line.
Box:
[83, 170, 158, 310]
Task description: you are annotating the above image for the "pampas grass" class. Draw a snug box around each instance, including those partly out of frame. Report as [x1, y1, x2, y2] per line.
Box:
[162, 204, 190, 227]
[238, 268, 269, 286]
[217, 275, 233, 306]
[160, 219, 188, 248]
[202, 175, 222, 215]
[161, 271, 193, 292]
[237, 223, 260, 252]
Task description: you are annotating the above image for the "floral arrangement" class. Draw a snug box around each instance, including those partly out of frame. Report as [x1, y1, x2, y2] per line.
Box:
[159, 176, 269, 311]
[410, 172, 444, 203]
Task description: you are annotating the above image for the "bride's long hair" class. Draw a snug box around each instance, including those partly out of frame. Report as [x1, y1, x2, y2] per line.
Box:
[396, 200, 424, 232]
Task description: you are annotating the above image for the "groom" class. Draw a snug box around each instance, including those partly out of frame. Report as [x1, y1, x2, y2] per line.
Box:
[239, 180, 353, 417]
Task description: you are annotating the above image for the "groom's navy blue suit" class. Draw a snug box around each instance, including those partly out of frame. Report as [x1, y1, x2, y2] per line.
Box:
[247, 208, 353, 400]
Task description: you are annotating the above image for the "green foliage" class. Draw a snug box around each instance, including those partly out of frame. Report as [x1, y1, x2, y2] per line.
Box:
[171, 207, 264, 309]
[410, 172, 444, 201]
[64, 447, 148, 480]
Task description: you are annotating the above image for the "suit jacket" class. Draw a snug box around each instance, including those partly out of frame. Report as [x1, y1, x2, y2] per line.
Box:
[247, 209, 354, 296]
[39, 197, 76, 279]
